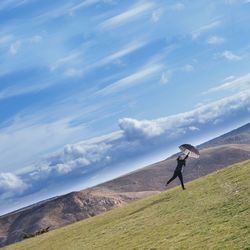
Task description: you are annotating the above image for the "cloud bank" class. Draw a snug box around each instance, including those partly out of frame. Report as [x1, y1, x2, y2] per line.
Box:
[0, 88, 247, 208]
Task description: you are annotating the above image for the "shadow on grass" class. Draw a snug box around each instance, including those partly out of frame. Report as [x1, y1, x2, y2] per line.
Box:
[129, 195, 171, 216]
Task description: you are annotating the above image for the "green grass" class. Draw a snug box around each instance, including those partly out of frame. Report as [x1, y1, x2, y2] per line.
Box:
[4, 160, 250, 250]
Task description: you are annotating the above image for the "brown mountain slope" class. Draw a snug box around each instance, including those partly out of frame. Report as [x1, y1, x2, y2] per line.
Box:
[0, 188, 158, 247]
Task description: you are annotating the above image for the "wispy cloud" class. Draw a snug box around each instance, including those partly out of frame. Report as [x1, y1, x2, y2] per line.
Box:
[207, 35, 225, 44]
[97, 63, 163, 95]
[50, 52, 82, 71]
[68, 0, 100, 15]
[0, 0, 32, 11]
[0, 34, 13, 46]
[100, 2, 155, 29]
[223, 75, 235, 82]
[204, 72, 250, 94]
[49, 39, 148, 78]
[0, 80, 54, 100]
[95, 40, 148, 67]
[191, 20, 222, 40]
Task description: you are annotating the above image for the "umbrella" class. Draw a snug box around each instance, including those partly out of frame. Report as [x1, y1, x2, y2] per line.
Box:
[179, 144, 200, 158]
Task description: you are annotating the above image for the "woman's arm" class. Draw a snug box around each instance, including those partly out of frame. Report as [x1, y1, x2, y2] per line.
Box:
[184, 152, 190, 160]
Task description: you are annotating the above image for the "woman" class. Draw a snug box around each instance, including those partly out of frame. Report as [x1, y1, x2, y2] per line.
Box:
[165, 152, 189, 190]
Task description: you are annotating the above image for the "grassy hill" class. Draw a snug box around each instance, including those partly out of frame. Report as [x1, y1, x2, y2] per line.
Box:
[4, 160, 250, 250]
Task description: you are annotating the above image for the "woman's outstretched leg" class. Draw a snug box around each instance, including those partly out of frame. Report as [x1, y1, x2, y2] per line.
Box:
[166, 171, 178, 186]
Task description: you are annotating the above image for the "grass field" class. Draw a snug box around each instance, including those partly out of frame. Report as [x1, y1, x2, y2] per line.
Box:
[4, 160, 250, 250]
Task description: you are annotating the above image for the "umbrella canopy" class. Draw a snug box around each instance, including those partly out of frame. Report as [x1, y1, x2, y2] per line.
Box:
[179, 144, 200, 158]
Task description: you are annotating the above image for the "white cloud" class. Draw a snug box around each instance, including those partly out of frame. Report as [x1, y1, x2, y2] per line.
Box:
[223, 75, 235, 82]
[191, 20, 222, 40]
[160, 64, 193, 85]
[0, 79, 55, 100]
[30, 134, 118, 178]
[160, 70, 171, 84]
[219, 50, 242, 61]
[65, 68, 84, 77]
[97, 63, 163, 95]
[69, 0, 118, 15]
[0, 0, 31, 10]
[181, 64, 194, 72]
[69, 0, 100, 15]
[50, 52, 82, 71]
[29, 35, 42, 43]
[100, 2, 154, 29]
[119, 118, 165, 139]
[9, 40, 21, 55]
[207, 35, 225, 44]
[0, 172, 27, 193]
[169, 3, 185, 11]
[151, 9, 163, 23]
[204, 73, 250, 93]
[49, 40, 148, 78]
[0, 35, 13, 46]
[96, 40, 148, 67]
[189, 126, 199, 131]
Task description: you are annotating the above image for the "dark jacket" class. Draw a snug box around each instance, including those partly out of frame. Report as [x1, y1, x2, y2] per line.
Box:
[175, 154, 188, 172]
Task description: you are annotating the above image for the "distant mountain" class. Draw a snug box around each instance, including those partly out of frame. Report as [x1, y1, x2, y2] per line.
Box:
[1, 123, 250, 247]
[199, 123, 250, 148]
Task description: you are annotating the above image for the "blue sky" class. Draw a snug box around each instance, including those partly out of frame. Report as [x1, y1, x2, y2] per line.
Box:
[0, 0, 250, 215]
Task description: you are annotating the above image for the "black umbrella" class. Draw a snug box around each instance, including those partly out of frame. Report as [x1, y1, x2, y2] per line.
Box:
[179, 144, 200, 158]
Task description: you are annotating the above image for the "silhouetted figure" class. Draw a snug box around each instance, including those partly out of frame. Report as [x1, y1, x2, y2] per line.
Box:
[166, 153, 189, 190]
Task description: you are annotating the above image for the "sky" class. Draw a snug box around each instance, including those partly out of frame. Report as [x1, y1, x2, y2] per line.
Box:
[0, 0, 250, 215]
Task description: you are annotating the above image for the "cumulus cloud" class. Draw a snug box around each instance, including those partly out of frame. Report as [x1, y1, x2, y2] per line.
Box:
[0, 172, 27, 198]
[119, 118, 165, 139]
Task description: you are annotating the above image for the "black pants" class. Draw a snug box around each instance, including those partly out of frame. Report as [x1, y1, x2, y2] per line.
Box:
[167, 171, 185, 190]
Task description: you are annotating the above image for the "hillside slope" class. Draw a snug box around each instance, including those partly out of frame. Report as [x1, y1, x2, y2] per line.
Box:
[4, 160, 250, 250]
